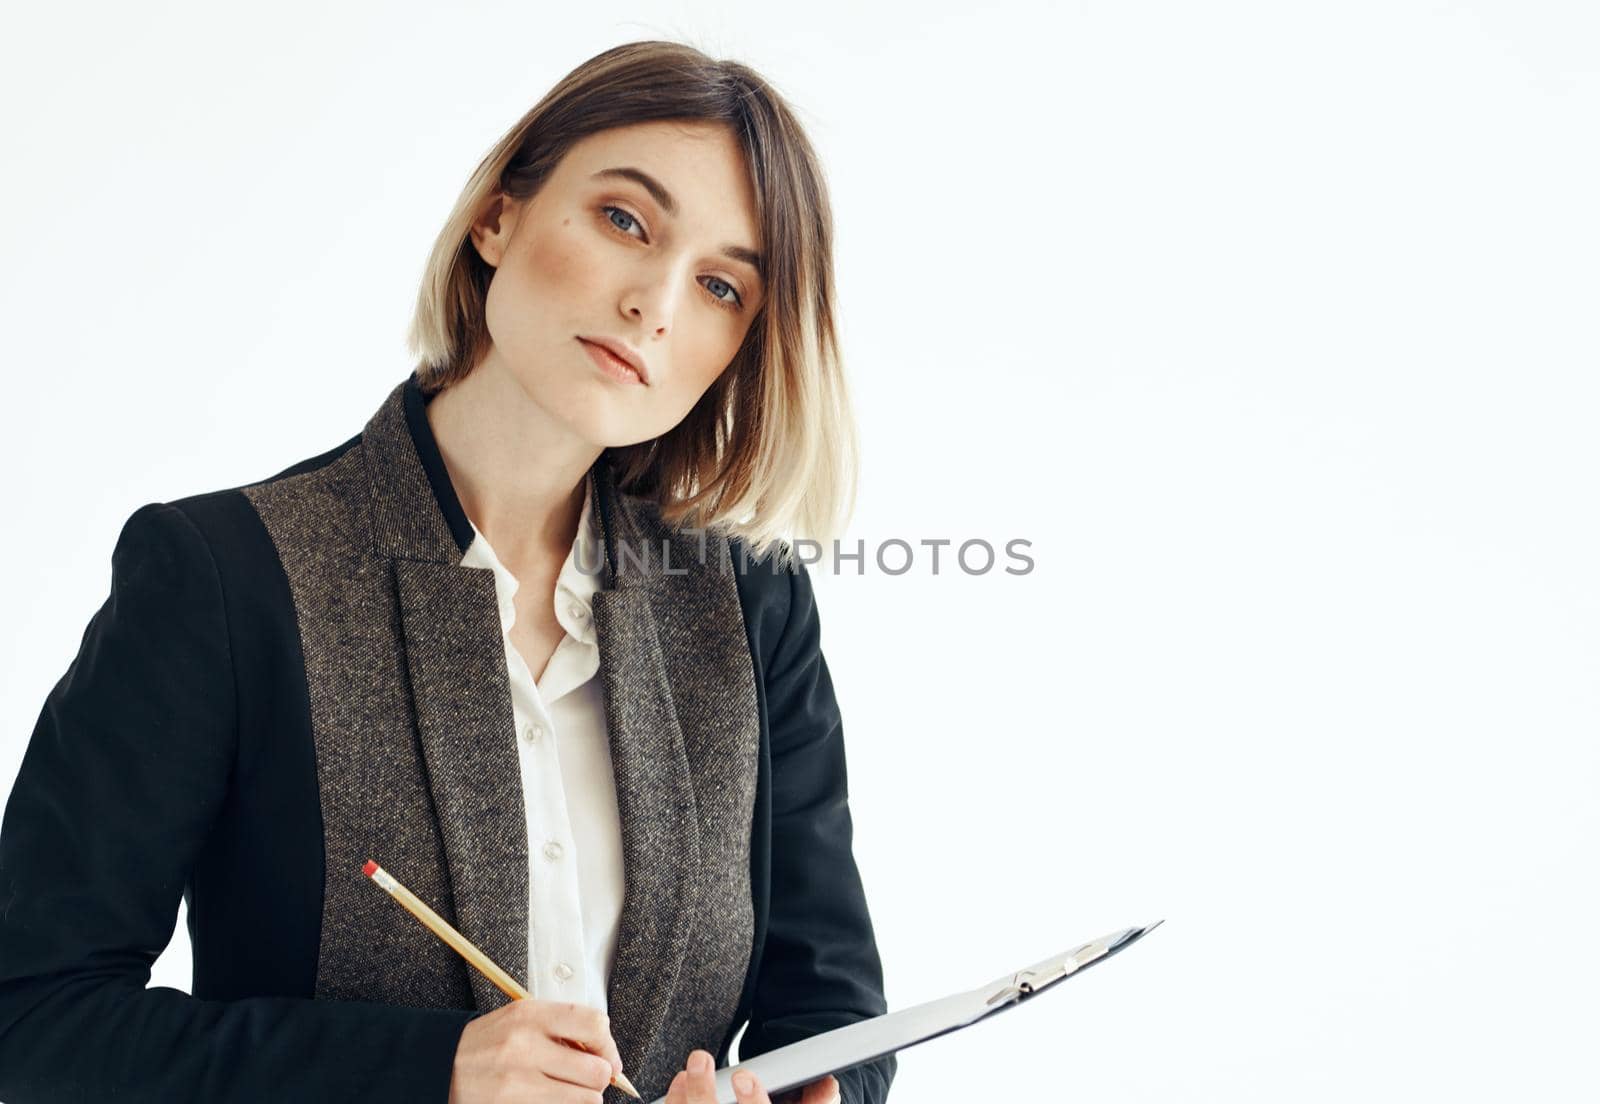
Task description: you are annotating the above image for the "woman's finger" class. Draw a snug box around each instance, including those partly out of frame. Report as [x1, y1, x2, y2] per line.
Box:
[800, 1074, 841, 1104]
[730, 1063, 774, 1104]
[683, 1049, 722, 1103]
[533, 1033, 618, 1091]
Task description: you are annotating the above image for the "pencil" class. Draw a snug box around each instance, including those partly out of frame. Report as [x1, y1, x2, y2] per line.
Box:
[362, 859, 641, 1100]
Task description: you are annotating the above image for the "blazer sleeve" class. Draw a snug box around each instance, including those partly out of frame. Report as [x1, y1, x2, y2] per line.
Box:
[0, 502, 476, 1104]
[738, 557, 896, 1104]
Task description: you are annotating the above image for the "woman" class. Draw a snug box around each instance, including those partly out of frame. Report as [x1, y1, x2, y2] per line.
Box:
[0, 40, 893, 1104]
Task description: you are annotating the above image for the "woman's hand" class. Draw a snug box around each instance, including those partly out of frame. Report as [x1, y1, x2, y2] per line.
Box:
[664, 1049, 840, 1104]
[447, 998, 625, 1104]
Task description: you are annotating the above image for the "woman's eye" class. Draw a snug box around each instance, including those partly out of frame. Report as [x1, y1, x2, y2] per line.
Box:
[701, 276, 743, 310]
[602, 205, 644, 238]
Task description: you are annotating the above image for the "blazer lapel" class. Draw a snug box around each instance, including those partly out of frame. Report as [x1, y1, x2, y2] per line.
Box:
[587, 466, 759, 1092]
[592, 581, 703, 1078]
[396, 559, 532, 1011]
[364, 376, 531, 1011]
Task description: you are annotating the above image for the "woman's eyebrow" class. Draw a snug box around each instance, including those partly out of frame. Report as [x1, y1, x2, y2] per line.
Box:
[591, 166, 765, 279]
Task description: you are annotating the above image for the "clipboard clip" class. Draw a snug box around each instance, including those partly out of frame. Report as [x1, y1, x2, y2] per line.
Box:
[982, 936, 1113, 1006]
[983, 969, 1039, 1007]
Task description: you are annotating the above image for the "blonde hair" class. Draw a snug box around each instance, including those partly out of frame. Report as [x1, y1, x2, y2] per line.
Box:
[406, 40, 857, 565]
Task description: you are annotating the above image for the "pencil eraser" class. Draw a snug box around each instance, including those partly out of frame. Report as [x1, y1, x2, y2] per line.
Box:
[363, 860, 378, 877]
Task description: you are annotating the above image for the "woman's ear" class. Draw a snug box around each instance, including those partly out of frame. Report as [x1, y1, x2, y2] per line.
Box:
[469, 191, 520, 269]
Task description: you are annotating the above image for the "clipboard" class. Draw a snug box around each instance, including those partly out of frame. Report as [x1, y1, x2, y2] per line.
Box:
[650, 920, 1164, 1104]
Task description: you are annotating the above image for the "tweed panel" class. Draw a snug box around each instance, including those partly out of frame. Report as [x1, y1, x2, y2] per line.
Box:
[597, 494, 761, 1103]
[240, 445, 474, 1010]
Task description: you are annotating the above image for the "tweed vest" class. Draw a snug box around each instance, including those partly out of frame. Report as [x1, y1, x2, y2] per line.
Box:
[239, 375, 761, 1099]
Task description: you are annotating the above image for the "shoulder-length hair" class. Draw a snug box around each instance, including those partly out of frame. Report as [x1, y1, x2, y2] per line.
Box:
[406, 40, 857, 565]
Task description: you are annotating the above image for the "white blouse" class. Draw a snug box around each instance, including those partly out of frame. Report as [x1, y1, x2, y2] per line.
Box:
[459, 485, 626, 1012]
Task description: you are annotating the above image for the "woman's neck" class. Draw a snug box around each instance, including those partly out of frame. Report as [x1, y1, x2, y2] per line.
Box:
[423, 358, 600, 571]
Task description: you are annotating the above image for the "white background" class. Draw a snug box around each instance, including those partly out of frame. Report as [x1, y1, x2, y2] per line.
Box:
[2, 2, 1596, 1100]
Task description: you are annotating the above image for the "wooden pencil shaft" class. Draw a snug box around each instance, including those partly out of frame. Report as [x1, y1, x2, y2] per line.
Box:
[384, 877, 528, 1000]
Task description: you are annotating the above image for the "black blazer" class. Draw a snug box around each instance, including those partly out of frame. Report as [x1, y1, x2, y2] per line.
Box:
[0, 372, 894, 1104]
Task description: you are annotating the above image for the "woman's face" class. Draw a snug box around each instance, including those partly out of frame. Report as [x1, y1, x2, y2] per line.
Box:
[470, 119, 767, 448]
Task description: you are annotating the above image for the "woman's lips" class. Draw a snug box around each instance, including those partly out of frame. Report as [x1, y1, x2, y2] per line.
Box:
[579, 338, 646, 385]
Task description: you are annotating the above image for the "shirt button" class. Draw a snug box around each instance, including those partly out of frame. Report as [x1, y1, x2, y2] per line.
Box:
[553, 962, 574, 981]
[568, 602, 587, 621]
[543, 840, 564, 861]
[521, 722, 544, 744]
